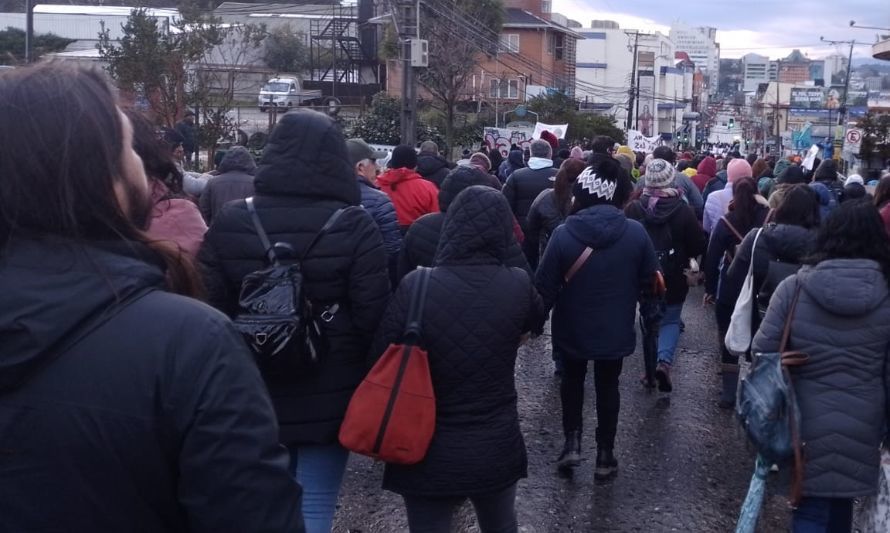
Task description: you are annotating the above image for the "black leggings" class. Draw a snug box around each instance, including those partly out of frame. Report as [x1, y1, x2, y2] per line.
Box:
[403, 483, 518, 533]
[560, 358, 624, 450]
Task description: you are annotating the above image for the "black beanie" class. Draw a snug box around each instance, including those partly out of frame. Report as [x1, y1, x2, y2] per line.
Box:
[389, 145, 417, 170]
[572, 156, 624, 211]
[813, 159, 838, 182]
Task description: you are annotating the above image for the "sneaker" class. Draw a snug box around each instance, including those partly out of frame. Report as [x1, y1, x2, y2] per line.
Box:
[556, 430, 581, 471]
[594, 448, 618, 481]
[655, 362, 673, 393]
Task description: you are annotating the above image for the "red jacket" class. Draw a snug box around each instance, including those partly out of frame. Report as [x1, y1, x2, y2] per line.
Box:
[691, 156, 717, 192]
[377, 167, 440, 228]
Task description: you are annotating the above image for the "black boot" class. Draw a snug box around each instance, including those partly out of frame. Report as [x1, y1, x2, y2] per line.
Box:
[594, 448, 618, 481]
[557, 430, 581, 471]
[718, 364, 739, 409]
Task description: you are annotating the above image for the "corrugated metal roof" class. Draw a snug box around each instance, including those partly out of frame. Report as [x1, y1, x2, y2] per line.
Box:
[33, 4, 179, 18]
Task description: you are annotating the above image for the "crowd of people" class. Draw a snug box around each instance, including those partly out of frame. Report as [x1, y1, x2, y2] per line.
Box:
[3, 63, 890, 533]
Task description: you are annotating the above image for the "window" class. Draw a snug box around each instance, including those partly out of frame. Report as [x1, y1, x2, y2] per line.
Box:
[490, 79, 519, 99]
[500, 33, 520, 53]
[541, 0, 552, 13]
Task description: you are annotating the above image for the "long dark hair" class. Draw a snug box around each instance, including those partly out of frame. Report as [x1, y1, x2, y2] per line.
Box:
[874, 176, 890, 208]
[729, 177, 760, 229]
[555, 159, 586, 217]
[125, 109, 184, 195]
[0, 64, 203, 298]
[773, 184, 821, 229]
[807, 199, 890, 284]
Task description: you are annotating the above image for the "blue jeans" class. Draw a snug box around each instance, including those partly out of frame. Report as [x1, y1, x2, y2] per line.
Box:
[289, 444, 350, 533]
[657, 303, 684, 365]
[792, 497, 853, 533]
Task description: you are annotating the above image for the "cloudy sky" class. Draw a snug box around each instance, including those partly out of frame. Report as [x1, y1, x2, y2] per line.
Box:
[552, 0, 888, 60]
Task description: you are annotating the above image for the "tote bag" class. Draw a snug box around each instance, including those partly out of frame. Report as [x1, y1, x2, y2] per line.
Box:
[725, 228, 763, 357]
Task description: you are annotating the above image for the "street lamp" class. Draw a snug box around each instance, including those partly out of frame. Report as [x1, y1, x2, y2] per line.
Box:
[849, 20, 890, 32]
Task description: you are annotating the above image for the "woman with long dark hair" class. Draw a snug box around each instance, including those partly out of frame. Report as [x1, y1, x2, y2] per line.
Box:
[0, 64, 302, 531]
[126, 110, 207, 259]
[703, 177, 769, 407]
[753, 199, 890, 532]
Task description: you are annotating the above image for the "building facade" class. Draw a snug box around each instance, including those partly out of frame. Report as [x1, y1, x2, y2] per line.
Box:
[741, 53, 770, 92]
[669, 23, 719, 95]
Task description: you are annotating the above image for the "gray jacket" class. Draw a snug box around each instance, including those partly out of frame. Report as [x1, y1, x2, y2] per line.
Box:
[753, 259, 890, 498]
[200, 147, 256, 223]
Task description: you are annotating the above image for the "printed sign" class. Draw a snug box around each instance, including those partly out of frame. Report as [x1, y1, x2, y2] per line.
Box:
[626, 130, 661, 153]
[844, 128, 862, 153]
[532, 122, 568, 140]
[483, 127, 534, 158]
[790, 88, 826, 110]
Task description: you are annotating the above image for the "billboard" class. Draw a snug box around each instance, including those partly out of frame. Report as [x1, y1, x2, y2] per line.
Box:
[790, 88, 826, 109]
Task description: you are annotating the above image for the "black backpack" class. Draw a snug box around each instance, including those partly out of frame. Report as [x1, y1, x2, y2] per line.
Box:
[233, 197, 349, 369]
[637, 202, 684, 281]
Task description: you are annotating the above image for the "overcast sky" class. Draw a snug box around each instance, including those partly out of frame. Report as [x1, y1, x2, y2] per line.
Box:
[552, 0, 889, 60]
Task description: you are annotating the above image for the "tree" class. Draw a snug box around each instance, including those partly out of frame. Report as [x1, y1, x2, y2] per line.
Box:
[415, 0, 504, 152]
[526, 92, 626, 144]
[857, 112, 890, 169]
[0, 27, 74, 64]
[263, 24, 310, 74]
[349, 92, 444, 147]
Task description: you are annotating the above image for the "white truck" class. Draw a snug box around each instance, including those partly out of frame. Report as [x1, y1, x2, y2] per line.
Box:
[258, 77, 323, 112]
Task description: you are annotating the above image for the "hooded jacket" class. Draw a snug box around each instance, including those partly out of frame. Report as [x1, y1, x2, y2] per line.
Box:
[0, 237, 303, 532]
[498, 149, 525, 183]
[377, 167, 440, 229]
[625, 195, 706, 305]
[703, 205, 769, 300]
[198, 110, 390, 446]
[146, 180, 207, 258]
[374, 187, 545, 497]
[703, 169, 728, 201]
[416, 152, 452, 188]
[691, 157, 717, 192]
[809, 181, 837, 220]
[397, 167, 530, 281]
[753, 260, 890, 498]
[502, 165, 557, 237]
[199, 146, 257, 224]
[535, 204, 658, 360]
[525, 187, 570, 271]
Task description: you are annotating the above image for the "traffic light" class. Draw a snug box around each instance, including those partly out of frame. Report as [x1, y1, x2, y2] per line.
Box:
[729, 117, 735, 130]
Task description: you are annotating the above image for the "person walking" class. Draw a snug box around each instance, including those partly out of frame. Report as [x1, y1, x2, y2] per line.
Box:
[703, 158, 753, 234]
[377, 145, 440, 232]
[535, 155, 658, 480]
[398, 166, 530, 281]
[199, 146, 257, 224]
[372, 186, 545, 533]
[0, 64, 304, 532]
[416, 140, 452, 188]
[126, 110, 208, 259]
[625, 159, 706, 392]
[498, 148, 525, 184]
[503, 139, 558, 256]
[701, 177, 769, 407]
[691, 156, 717, 193]
[525, 159, 586, 271]
[347, 138, 401, 287]
[753, 199, 890, 532]
[175, 110, 197, 169]
[199, 109, 390, 533]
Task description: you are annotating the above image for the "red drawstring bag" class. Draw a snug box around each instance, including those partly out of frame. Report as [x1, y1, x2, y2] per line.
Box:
[339, 268, 435, 465]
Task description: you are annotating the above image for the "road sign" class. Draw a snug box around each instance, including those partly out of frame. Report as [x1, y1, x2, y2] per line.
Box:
[844, 128, 862, 153]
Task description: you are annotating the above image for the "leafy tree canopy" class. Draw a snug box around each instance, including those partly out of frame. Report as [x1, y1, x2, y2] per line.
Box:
[0, 27, 74, 64]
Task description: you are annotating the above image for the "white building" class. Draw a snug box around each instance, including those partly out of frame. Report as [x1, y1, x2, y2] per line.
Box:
[669, 23, 719, 95]
[575, 21, 692, 142]
[823, 54, 849, 82]
[741, 53, 769, 92]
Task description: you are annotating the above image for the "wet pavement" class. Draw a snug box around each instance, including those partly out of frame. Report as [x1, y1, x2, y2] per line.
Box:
[332, 287, 791, 532]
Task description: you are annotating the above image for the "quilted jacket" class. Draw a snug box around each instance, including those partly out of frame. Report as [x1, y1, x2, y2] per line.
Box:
[416, 153, 452, 188]
[752, 259, 890, 498]
[358, 176, 401, 258]
[397, 167, 530, 282]
[377, 167, 440, 230]
[525, 188, 569, 271]
[374, 186, 545, 497]
[502, 166, 557, 237]
[198, 110, 390, 446]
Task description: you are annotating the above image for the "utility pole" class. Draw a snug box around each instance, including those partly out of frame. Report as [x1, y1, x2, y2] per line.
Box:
[820, 36, 855, 164]
[393, 0, 419, 147]
[24, 0, 33, 63]
[774, 81, 781, 155]
[625, 31, 640, 132]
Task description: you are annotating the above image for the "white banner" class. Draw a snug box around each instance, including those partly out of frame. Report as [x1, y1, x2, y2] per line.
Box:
[802, 144, 820, 171]
[626, 130, 661, 153]
[532, 123, 568, 140]
[483, 127, 534, 158]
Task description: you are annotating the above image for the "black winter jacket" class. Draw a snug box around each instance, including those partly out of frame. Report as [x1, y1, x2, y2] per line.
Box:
[398, 167, 530, 282]
[374, 186, 545, 497]
[359, 177, 401, 259]
[502, 166, 557, 235]
[703, 205, 769, 299]
[525, 188, 569, 271]
[199, 147, 256, 224]
[536, 205, 658, 360]
[0, 237, 303, 532]
[198, 111, 391, 446]
[416, 153, 452, 188]
[625, 195, 706, 305]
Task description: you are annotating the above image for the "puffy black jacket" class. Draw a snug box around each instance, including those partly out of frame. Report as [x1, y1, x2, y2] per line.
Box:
[0, 237, 303, 532]
[703, 205, 769, 299]
[374, 186, 545, 497]
[198, 110, 390, 446]
[199, 146, 256, 224]
[625, 195, 706, 305]
[398, 167, 530, 282]
[536, 205, 658, 360]
[359, 176, 401, 286]
[502, 166, 557, 236]
[525, 188, 569, 271]
[416, 152, 452, 188]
